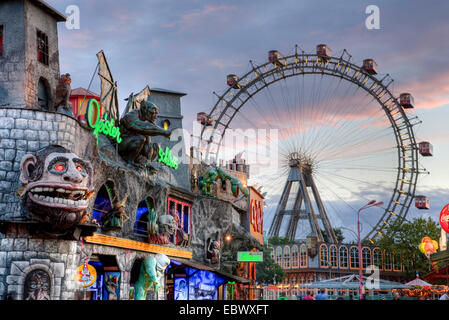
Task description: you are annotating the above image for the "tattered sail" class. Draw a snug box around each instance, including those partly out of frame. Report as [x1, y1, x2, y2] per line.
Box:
[123, 85, 151, 116]
[96, 50, 120, 123]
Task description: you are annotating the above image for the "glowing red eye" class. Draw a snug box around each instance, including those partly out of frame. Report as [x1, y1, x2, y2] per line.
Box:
[55, 164, 65, 172]
[76, 165, 83, 172]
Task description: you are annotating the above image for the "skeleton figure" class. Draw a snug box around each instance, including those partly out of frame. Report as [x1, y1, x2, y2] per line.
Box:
[206, 237, 221, 264]
[24, 270, 51, 300]
[147, 208, 177, 245]
[54, 73, 73, 116]
[18, 145, 94, 233]
[118, 100, 171, 171]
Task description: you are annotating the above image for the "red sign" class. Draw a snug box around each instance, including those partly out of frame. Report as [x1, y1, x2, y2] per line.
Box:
[439, 204, 449, 233]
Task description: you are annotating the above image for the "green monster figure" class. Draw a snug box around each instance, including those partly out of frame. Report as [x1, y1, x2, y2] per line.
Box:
[134, 254, 171, 300]
[199, 167, 249, 198]
[118, 100, 172, 170]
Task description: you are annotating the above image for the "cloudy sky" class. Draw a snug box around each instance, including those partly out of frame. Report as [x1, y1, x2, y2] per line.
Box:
[47, 0, 449, 240]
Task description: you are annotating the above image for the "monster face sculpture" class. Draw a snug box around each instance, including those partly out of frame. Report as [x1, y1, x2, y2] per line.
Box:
[25, 270, 51, 300]
[19, 145, 94, 232]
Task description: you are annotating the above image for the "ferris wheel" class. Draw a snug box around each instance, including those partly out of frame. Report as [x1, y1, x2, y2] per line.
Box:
[195, 44, 432, 243]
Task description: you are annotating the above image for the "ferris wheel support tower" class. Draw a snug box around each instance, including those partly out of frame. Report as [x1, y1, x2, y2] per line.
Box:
[268, 154, 338, 243]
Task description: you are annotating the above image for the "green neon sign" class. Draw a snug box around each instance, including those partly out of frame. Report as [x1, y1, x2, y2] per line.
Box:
[158, 147, 179, 170]
[86, 99, 122, 145]
[237, 251, 263, 262]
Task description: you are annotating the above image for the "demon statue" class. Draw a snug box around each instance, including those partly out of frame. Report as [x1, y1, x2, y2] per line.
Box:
[24, 270, 51, 300]
[104, 274, 120, 300]
[18, 145, 95, 234]
[118, 100, 172, 171]
[206, 234, 221, 264]
[147, 208, 177, 244]
[134, 254, 170, 300]
[54, 73, 73, 116]
[101, 194, 129, 231]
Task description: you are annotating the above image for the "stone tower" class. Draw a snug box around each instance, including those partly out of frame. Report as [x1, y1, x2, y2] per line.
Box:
[0, 0, 66, 110]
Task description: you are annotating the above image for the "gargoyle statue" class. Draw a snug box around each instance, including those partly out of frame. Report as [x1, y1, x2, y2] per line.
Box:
[54, 73, 73, 116]
[118, 97, 172, 171]
[147, 208, 177, 244]
[134, 254, 170, 300]
[101, 194, 129, 231]
[18, 145, 95, 233]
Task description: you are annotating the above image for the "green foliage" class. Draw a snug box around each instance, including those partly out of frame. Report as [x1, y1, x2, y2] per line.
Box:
[268, 236, 295, 245]
[377, 217, 441, 279]
[255, 245, 285, 284]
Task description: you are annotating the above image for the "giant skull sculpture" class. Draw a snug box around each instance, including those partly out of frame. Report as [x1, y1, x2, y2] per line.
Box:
[19, 145, 94, 232]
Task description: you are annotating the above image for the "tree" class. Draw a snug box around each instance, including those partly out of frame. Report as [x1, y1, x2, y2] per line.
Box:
[268, 236, 295, 245]
[377, 217, 441, 279]
[256, 245, 285, 284]
[321, 228, 345, 243]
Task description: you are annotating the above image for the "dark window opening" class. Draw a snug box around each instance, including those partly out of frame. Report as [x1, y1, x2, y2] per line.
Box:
[37, 78, 50, 111]
[221, 179, 227, 192]
[37, 29, 49, 65]
[133, 197, 154, 236]
[92, 183, 114, 226]
[0, 26, 3, 57]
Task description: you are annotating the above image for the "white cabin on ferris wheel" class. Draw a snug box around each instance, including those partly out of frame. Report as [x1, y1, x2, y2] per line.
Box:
[415, 195, 430, 210]
[268, 50, 286, 67]
[316, 44, 332, 61]
[362, 59, 378, 75]
[399, 93, 415, 109]
[418, 141, 433, 157]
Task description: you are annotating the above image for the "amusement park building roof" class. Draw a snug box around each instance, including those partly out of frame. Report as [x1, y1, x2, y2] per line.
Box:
[302, 274, 408, 290]
[152, 87, 187, 97]
[31, 0, 67, 21]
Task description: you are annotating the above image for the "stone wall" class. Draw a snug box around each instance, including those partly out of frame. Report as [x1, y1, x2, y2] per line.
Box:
[0, 229, 167, 300]
[0, 107, 92, 220]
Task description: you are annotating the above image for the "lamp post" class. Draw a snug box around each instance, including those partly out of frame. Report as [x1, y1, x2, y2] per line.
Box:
[357, 200, 383, 300]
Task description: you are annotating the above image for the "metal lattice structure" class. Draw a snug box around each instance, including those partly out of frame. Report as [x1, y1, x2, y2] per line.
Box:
[196, 45, 423, 243]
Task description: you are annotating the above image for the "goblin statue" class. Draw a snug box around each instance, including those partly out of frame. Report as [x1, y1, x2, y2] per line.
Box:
[54, 73, 74, 116]
[134, 254, 170, 300]
[18, 145, 95, 233]
[101, 194, 129, 231]
[118, 100, 171, 170]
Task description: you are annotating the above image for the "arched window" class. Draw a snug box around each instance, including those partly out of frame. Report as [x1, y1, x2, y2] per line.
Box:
[291, 245, 299, 268]
[384, 251, 392, 270]
[320, 244, 329, 268]
[283, 246, 291, 268]
[362, 248, 371, 269]
[133, 197, 155, 236]
[37, 77, 50, 111]
[373, 248, 382, 270]
[339, 247, 348, 268]
[276, 247, 282, 265]
[350, 247, 359, 269]
[269, 246, 274, 261]
[330, 245, 338, 268]
[92, 181, 114, 226]
[393, 254, 401, 271]
[300, 244, 307, 267]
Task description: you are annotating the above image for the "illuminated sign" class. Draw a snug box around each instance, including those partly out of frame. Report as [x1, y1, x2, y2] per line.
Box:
[86, 99, 122, 145]
[440, 204, 449, 233]
[237, 251, 263, 262]
[74, 259, 97, 287]
[158, 147, 179, 170]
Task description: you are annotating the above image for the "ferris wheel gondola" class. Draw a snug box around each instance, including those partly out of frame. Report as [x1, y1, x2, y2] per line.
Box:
[196, 44, 431, 243]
